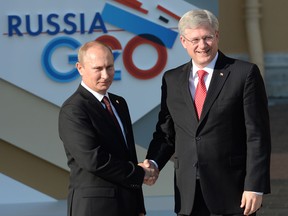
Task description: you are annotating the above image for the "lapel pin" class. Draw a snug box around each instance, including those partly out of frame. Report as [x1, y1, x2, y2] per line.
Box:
[220, 72, 224, 76]
[116, 100, 119, 104]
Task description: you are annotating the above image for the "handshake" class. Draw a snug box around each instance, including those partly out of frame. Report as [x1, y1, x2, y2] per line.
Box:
[138, 159, 159, 186]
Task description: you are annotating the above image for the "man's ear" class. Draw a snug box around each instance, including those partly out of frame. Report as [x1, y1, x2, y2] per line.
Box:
[76, 62, 83, 76]
[180, 35, 188, 49]
[215, 31, 219, 41]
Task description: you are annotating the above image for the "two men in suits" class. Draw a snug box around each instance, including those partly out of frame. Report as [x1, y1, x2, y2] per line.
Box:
[144, 9, 271, 216]
[59, 41, 156, 216]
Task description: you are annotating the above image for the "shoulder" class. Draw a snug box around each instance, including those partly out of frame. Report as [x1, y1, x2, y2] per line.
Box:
[218, 51, 257, 71]
[60, 85, 94, 112]
[162, 61, 192, 84]
[61, 88, 85, 107]
[108, 92, 128, 107]
[165, 61, 191, 75]
[108, 92, 125, 102]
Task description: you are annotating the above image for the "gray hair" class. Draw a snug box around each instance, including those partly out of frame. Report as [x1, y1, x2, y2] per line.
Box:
[178, 9, 219, 35]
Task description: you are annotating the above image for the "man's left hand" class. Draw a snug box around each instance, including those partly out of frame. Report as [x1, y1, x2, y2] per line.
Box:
[240, 191, 262, 215]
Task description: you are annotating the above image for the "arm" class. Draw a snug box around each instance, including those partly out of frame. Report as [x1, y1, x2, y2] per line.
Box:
[241, 64, 271, 214]
[146, 76, 175, 170]
[59, 103, 145, 188]
[243, 64, 271, 192]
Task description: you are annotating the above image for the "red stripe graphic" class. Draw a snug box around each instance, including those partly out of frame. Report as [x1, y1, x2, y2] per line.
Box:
[114, 0, 148, 14]
[156, 5, 180, 20]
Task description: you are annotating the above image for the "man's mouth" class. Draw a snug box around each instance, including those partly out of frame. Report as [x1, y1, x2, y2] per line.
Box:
[196, 49, 209, 54]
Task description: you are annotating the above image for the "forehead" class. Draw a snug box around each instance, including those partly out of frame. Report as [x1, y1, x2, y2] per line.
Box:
[184, 24, 215, 36]
[84, 46, 113, 61]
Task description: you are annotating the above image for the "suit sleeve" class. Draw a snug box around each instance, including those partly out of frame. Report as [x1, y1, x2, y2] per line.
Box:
[146, 75, 175, 170]
[243, 64, 271, 193]
[59, 102, 145, 189]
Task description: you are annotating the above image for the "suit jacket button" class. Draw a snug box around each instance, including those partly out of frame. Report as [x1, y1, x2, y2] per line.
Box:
[196, 137, 201, 141]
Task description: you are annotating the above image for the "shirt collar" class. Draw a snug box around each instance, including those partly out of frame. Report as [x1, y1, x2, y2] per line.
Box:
[192, 52, 218, 78]
[81, 81, 108, 102]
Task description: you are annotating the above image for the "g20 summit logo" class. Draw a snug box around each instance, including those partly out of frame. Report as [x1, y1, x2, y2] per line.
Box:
[6, 1, 182, 83]
[40, 2, 180, 82]
[2, 0, 198, 121]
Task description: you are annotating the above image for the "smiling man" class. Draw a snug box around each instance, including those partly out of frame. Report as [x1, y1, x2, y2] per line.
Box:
[144, 9, 271, 216]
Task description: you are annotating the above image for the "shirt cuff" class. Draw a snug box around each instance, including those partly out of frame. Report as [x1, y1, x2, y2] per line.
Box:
[149, 160, 158, 169]
[251, 192, 263, 195]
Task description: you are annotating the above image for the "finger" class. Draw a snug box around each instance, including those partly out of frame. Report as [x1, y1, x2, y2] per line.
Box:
[144, 179, 154, 186]
[240, 194, 246, 208]
[243, 199, 252, 215]
[249, 196, 262, 214]
[145, 174, 156, 184]
[151, 170, 158, 179]
[143, 159, 151, 168]
[143, 167, 151, 180]
[146, 179, 156, 186]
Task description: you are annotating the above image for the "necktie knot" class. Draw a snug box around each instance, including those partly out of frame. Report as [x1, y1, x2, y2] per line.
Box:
[197, 70, 207, 80]
[102, 96, 111, 109]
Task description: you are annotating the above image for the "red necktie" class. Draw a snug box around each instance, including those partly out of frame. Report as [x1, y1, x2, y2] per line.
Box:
[102, 96, 128, 147]
[195, 70, 207, 119]
[102, 96, 122, 131]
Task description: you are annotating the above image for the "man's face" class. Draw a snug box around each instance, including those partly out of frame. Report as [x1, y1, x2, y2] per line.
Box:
[180, 23, 219, 68]
[76, 45, 114, 95]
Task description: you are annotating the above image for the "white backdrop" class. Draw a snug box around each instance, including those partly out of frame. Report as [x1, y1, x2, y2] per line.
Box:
[1, 0, 195, 123]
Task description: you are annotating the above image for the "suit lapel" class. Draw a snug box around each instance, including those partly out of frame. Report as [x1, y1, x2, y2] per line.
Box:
[200, 52, 230, 123]
[78, 86, 117, 129]
[179, 61, 199, 127]
[109, 95, 126, 131]
[108, 94, 130, 150]
[110, 95, 140, 161]
[78, 85, 103, 111]
[79, 85, 129, 152]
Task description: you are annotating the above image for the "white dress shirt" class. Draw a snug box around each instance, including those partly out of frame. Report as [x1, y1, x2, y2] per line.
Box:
[189, 52, 218, 99]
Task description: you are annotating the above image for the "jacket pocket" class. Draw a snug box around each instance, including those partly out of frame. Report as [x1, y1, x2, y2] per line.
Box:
[81, 186, 116, 198]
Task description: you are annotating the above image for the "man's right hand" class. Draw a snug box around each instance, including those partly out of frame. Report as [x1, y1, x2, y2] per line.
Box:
[138, 159, 159, 186]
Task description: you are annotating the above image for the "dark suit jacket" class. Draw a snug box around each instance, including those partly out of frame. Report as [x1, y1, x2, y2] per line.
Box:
[59, 85, 145, 216]
[146, 51, 271, 215]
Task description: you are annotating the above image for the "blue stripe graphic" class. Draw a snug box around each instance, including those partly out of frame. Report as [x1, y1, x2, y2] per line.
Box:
[101, 3, 178, 49]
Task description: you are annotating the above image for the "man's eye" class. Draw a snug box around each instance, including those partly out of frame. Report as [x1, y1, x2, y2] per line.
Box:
[192, 39, 200, 44]
[94, 67, 102, 72]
